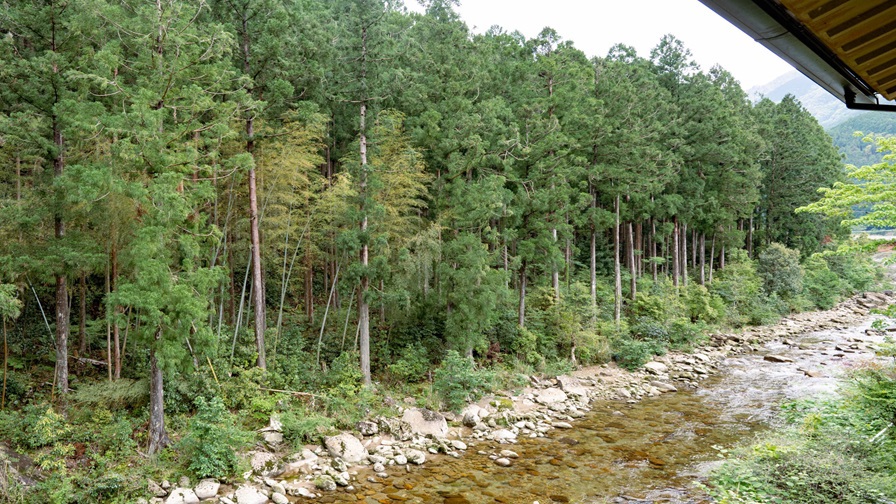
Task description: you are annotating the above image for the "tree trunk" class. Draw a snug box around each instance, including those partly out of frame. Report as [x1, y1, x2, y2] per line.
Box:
[699, 233, 706, 286]
[590, 226, 597, 309]
[147, 329, 170, 454]
[358, 24, 371, 386]
[651, 219, 658, 283]
[77, 273, 87, 357]
[54, 124, 69, 396]
[748, 214, 754, 258]
[709, 233, 716, 284]
[614, 195, 622, 324]
[681, 222, 688, 287]
[671, 218, 680, 288]
[518, 260, 527, 328]
[628, 221, 636, 301]
[111, 246, 122, 380]
[305, 247, 314, 322]
[551, 226, 560, 300]
[243, 12, 266, 370]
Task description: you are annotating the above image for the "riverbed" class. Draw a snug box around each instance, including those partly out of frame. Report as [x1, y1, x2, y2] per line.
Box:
[322, 315, 889, 504]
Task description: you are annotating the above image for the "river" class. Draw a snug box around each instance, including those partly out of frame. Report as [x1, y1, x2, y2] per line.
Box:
[318, 315, 887, 504]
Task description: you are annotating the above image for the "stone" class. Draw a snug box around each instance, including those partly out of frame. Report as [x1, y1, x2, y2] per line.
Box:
[556, 375, 589, 398]
[393, 454, 408, 465]
[494, 457, 512, 467]
[271, 493, 289, 504]
[401, 408, 449, 438]
[193, 479, 220, 500]
[533, 388, 568, 405]
[165, 489, 199, 504]
[280, 459, 315, 478]
[462, 410, 480, 427]
[643, 361, 669, 374]
[499, 449, 519, 458]
[333, 472, 350, 486]
[357, 420, 379, 436]
[491, 429, 517, 442]
[373, 462, 386, 472]
[650, 381, 678, 393]
[234, 485, 269, 504]
[148, 479, 168, 498]
[178, 477, 191, 489]
[763, 354, 794, 363]
[450, 440, 468, 451]
[270, 482, 285, 496]
[262, 431, 284, 446]
[552, 422, 573, 429]
[324, 433, 368, 464]
[249, 451, 279, 475]
[315, 475, 337, 492]
[405, 449, 426, 465]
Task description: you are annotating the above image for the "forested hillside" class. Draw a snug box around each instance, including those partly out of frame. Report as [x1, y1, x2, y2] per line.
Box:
[828, 112, 896, 168]
[0, 1, 880, 500]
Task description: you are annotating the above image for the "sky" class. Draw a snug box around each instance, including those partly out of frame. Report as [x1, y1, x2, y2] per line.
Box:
[408, 0, 796, 90]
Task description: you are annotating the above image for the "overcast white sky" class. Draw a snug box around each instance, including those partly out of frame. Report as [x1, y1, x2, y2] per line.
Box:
[409, 0, 796, 90]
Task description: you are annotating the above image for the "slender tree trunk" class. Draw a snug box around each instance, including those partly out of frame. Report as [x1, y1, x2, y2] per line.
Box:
[358, 24, 371, 386]
[112, 245, 121, 380]
[2, 318, 7, 409]
[748, 214, 754, 258]
[635, 221, 643, 278]
[671, 218, 680, 288]
[518, 260, 527, 328]
[628, 221, 636, 301]
[148, 329, 170, 455]
[305, 247, 314, 322]
[681, 222, 688, 287]
[590, 225, 597, 309]
[77, 273, 86, 357]
[651, 219, 658, 283]
[692, 229, 697, 268]
[243, 14, 266, 370]
[709, 233, 716, 284]
[699, 233, 706, 286]
[53, 126, 69, 396]
[614, 195, 622, 324]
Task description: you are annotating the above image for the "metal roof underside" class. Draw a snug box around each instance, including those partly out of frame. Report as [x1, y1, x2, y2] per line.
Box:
[699, 0, 896, 110]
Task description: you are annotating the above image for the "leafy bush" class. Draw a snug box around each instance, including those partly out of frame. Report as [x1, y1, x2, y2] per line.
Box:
[70, 379, 149, 411]
[683, 283, 724, 323]
[611, 337, 664, 371]
[280, 406, 335, 446]
[803, 254, 843, 309]
[711, 250, 780, 326]
[758, 242, 804, 300]
[433, 350, 494, 412]
[387, 342, 431, 382]
[178, 396, 251, 479]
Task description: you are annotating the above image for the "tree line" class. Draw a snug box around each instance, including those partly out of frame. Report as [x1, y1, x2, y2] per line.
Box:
[0, 0, 846, 454]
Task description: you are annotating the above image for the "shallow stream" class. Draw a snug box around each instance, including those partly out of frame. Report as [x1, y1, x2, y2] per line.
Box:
[322, 319, 885, 504]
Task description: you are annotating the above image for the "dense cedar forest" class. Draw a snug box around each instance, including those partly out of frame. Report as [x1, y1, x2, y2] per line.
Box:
[1, 0, 888, 501]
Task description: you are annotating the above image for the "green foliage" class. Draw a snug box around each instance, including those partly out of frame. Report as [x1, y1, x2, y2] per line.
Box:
[433, 350, 494, 412]
[70, 379, 149, 411]
[711, 250, 781, 326]
[757, 242, 804, 300]
[387, 342, 431, 383]
[325, 351, 363, 398]
[683, 283, 724, 323]
[280, 406, 336, 447]
[178, 396, 251, 479]
[611, 336, 664, 371]
[803, 254, 843, 309]
[709, 364, 896, 504]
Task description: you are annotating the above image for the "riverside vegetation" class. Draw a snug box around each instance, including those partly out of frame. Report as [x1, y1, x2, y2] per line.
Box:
[0, 0, 895, 502]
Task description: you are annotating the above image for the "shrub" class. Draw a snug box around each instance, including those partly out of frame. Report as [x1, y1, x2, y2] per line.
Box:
[611, 337, 664, 371]
[280, 406, 335, 446]
[70, 379, 149, 411]
[758, 242, 803, 300]
[433, 350, 494, 412]
[178, 396, 251, 479]
[683, 283, 723, 323]
[803, 254, 843, 309]
[387, 342, 431, 383]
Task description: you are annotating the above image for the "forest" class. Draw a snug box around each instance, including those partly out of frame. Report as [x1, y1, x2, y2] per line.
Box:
[0, 0, 889, 501]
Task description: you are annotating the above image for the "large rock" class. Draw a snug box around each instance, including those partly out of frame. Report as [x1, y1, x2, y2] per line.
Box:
[193, 479, 220, 500]
[556, 376, 589, 399]
[234, 485, 269, 504]
[401, 408, 448, 438]
[533, 388, 568, 405]
[324, 433, 368, 464]
[165, 488, 199, 504]
[404, 449, 426, 465]
[643, 361, 669, 374]
[763, 354, 794, 363]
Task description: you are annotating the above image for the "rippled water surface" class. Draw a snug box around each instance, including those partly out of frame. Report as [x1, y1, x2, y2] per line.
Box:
[318, 321, 884, 504]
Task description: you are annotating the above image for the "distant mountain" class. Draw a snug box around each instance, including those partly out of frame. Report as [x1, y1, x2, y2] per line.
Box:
[748, 70, 861, 129]
[750, 70, 896, 167]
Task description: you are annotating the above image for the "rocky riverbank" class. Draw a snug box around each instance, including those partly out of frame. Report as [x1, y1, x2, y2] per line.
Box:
[145, 291, 896, 504]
